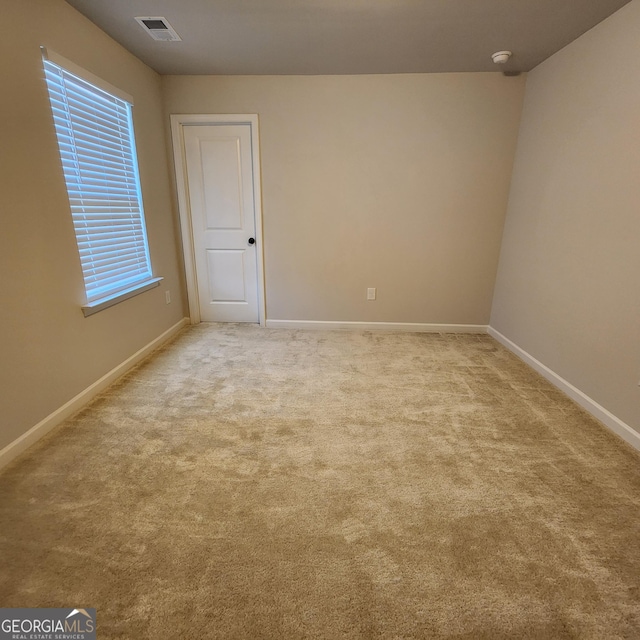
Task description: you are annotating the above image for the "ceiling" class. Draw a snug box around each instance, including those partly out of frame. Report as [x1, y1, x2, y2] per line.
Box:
[64, 0, 631, 75]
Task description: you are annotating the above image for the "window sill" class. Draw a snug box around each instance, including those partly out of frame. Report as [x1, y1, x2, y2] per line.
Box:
[81, 277, 163, 317]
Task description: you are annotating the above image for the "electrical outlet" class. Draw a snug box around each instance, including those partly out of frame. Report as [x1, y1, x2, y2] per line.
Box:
[367, 287, 376, 300]
[165, 290, 171, 304]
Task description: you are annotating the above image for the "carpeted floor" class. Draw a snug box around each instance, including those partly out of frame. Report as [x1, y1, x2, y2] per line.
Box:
[1, 325, 639, 639]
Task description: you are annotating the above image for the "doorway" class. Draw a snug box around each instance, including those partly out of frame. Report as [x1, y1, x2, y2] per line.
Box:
[171, 114, 265, 324]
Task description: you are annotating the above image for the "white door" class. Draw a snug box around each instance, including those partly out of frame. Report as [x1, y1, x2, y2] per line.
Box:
[183, 123, 260, 322]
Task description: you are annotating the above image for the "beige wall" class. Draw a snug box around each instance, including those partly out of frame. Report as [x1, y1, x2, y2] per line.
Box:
[0, 0, 186, 450]
[491, 0, 640, 433]
[162, 73, 525, 324]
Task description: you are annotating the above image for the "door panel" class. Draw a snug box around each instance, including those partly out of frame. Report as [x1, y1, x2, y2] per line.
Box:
[201, 139, 244, 230]
[183, 124, 259, 322]
[206, 250, 247, 302]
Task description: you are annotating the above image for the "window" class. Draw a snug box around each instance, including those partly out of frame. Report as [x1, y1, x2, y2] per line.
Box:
[42, 49, 159, 316]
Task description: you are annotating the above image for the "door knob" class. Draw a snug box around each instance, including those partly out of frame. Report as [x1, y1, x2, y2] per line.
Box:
[248, 237, 256, 245]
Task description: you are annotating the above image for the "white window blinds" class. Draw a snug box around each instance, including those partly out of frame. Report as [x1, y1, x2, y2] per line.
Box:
[43, 57, 153, 303]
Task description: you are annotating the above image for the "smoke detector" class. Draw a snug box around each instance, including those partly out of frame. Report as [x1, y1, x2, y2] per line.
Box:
[135, 17, 181, 42]
[491, 51, 512, 64]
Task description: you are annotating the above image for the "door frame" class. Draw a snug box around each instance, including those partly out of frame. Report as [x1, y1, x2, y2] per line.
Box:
[170, 114, 266, 326]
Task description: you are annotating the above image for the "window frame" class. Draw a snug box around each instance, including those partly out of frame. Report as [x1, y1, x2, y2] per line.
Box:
[41, 47, 161, 317]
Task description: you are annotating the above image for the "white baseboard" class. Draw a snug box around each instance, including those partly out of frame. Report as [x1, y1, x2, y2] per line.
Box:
[488, 326, 640, 451]
[266, 319, 488, 333]
[0, 318, 190, 471]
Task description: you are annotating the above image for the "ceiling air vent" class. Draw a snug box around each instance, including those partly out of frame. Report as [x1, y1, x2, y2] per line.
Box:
[135, 17, 181, 42]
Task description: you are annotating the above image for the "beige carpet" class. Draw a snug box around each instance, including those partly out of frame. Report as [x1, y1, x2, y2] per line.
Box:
[1, 325, 639, 639]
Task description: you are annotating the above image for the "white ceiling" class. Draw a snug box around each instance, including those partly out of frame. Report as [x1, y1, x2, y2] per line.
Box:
[64, 0, 632, 75]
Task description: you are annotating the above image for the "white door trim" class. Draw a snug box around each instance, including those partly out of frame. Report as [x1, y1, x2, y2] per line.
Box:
[170, 114, 266, 326]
